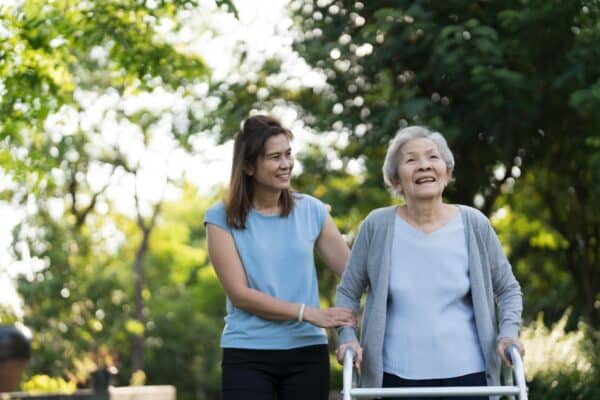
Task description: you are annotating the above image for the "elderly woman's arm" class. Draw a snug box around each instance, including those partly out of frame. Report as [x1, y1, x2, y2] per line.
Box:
[335, 218, 372, 367]
[486, 220, 525, 365]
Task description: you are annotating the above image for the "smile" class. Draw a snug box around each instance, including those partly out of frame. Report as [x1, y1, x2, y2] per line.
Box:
[415, 177, 436, 184]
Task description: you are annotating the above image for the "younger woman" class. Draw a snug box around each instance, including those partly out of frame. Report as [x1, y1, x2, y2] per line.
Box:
[205, 115, 354, 400]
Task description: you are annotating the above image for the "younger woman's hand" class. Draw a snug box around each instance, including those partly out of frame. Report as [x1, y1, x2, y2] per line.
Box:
[303, 307, 356, 328]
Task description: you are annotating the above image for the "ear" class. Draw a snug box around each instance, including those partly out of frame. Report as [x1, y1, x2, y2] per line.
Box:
[446, 169, 453, 186]
[393, 181, 403, 195]
[244, 165, 255, 176]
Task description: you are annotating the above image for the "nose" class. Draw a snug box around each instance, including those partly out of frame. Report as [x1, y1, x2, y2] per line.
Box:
[417, 157, 432, 170]
[280, 154, 293, 169]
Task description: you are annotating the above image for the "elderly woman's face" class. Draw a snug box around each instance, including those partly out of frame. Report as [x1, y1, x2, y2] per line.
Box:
[395, 138, 450, 202]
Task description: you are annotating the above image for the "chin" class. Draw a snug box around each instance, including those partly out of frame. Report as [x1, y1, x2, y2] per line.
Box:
[414, 192, 443, 201]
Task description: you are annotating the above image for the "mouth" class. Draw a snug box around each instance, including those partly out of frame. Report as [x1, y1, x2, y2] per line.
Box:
[415, 177, 436, 184]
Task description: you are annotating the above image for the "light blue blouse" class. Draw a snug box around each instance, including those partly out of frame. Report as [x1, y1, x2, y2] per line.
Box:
[383, 213, 486, 379]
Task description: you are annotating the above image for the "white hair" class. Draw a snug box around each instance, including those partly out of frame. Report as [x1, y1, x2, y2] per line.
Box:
[382, 126, 455, 196]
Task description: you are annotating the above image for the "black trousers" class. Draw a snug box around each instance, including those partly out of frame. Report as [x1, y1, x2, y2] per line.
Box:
[221, 344, 330, 400]
[382, 371, 489, 400]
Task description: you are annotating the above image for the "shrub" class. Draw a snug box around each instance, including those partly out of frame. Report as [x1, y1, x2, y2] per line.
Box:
[22, 374, 76, 394]
[521, 310, 598, 399]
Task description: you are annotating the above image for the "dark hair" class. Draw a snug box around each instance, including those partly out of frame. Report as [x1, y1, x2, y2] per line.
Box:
[225, 115, 295, 229]
[0, 326, 31, 363]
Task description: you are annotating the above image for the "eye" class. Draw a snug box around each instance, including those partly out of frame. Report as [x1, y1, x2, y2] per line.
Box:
[430, 154, 439, 159]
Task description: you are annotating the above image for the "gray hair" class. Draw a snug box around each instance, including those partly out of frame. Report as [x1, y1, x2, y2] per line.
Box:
[382, 126, 455, 196]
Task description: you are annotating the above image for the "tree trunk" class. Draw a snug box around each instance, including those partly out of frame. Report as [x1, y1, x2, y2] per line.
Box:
[132, 227, 150, 372]
[575, 256, 599, 328]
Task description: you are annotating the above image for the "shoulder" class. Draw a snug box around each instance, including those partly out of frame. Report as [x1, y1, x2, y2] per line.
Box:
[291, 193, 329, 235]
[204, 201, 229, 230]
[294, 192, 324, 206]
[457, 204, 490, 225]
[364, 205, 397, 225]
[293, 192, 328, 212]
[292, 192, 323, 204]
[356, 206, 397, 234]
[456, 204, 496, 240]
[206, 201, 226, 216]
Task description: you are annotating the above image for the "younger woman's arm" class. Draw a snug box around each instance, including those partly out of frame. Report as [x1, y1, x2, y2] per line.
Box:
[315, 214, 351, 277]
[206, 224, 355, 328]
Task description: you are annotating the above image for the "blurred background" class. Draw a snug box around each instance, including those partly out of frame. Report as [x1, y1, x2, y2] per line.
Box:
[1, 0, 599, 399]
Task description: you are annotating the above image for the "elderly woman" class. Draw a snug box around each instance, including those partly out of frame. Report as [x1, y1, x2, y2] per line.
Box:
[336, 126, 524, 400]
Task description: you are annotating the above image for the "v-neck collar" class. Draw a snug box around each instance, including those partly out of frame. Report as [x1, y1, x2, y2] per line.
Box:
[394, 206, 461, 236]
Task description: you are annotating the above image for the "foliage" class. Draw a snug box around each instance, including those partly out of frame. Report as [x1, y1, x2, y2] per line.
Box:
[522, 311, 591, 381]
[491, 202, 574, 325]
[129, 370, 146, 387]
[12, 184, 223, 399]
[1, 1, 234, 398]
[0, 306, 19, 325]
[14, 207, 132, 383]
[307, 0, 600, 326]
[138, 185, 225, 400]
[521, 310, 600, 399]
[0, 0, 211, 186]
[22, 374, 77, 394]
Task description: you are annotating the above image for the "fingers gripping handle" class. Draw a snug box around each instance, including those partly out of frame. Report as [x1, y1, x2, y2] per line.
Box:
[343, 347, 356, 400]
[503, 343, 517, 362]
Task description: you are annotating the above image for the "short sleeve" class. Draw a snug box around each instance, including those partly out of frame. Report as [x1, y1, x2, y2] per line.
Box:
[304, 194, 328, 234]
[314, 197, 328, 232]
[203, 202, 231, 233]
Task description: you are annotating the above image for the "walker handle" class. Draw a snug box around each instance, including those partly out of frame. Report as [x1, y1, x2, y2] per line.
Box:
[505, 343, 528, 400]
[342, 347, 356, 400]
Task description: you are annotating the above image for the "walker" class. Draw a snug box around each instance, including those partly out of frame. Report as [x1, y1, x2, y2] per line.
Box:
[342, 345, 528, 399]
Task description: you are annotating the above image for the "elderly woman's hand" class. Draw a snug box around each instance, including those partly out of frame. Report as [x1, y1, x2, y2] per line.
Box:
[496, 337, 525, 367]
[336, 341, 362, 371]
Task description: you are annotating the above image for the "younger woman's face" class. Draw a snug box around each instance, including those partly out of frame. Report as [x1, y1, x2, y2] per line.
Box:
[248, 134, 294, 193]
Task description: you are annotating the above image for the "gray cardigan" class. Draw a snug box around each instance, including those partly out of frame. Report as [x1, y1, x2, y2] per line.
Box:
[336, 205, 522, 391]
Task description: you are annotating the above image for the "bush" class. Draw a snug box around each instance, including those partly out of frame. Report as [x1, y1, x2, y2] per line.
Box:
[521, 310, 599, 399]
[22, 374, 76, 394]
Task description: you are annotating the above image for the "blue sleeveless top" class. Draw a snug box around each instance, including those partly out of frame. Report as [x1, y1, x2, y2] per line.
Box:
[204, 194, 328, 349]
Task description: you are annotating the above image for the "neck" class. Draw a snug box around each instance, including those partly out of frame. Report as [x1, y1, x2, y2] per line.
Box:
[252, 188, 283, 213]
[403, 198, 446, 226]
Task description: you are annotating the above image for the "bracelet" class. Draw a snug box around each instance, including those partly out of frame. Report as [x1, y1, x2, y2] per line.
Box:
[297, 303, 306, 322]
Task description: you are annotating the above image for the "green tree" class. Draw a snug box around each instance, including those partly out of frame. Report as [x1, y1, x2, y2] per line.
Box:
[1, 0, 237, 395]
[0, 0, 211, 182]
[110, 184, 224, 399]
[142, 184, 225, 400]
